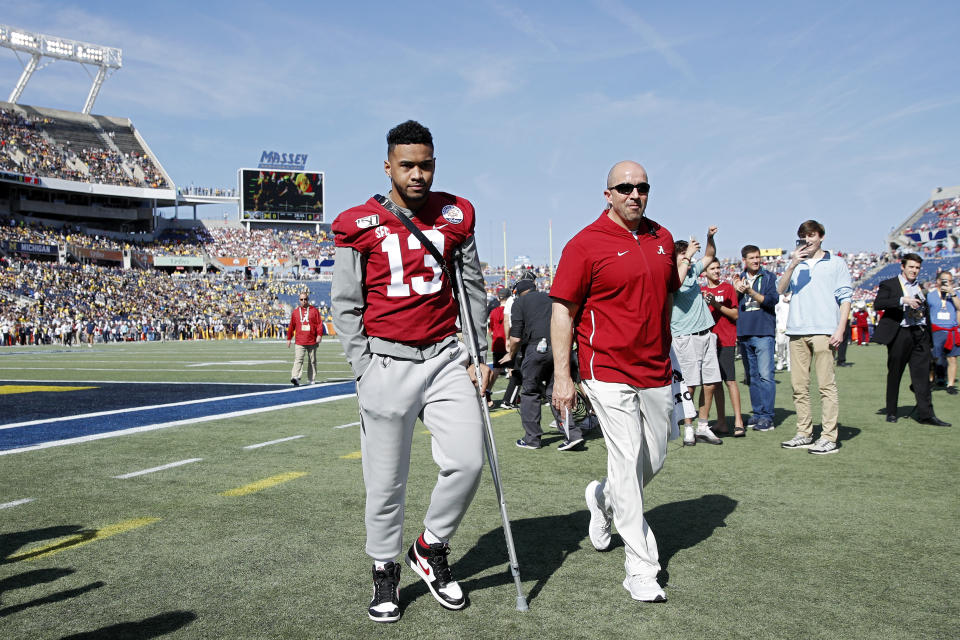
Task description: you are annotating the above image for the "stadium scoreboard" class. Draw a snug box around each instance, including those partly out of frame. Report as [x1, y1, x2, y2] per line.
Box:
[238, 168, 324, 223]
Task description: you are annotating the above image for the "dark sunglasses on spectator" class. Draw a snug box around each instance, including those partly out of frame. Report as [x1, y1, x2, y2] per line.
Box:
[609, 182, 650, 195]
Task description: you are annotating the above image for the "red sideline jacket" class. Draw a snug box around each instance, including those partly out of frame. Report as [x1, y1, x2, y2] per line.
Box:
[287, 305, 323, 346]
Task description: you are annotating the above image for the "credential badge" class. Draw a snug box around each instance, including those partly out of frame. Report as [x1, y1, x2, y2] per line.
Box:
[356, 214, 380, 229]
[441, 205, 464, 224]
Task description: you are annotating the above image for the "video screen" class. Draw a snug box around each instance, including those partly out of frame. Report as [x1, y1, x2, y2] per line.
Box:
[239, 169, 324, 223]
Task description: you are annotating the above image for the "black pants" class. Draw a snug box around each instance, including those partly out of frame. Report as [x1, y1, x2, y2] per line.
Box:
[836, 325, 851, 364]
[885, 326, 933, 419]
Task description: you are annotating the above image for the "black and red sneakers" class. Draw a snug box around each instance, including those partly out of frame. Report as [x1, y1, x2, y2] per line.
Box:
[368, 562, 401, 623]
[406, 534, 466, 610]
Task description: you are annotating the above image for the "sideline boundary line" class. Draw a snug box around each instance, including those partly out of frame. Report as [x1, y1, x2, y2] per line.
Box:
[0, 391, 355, 456]
[2, 382, 351, 431]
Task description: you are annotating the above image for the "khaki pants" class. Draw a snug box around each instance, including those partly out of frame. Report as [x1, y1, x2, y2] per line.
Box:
[580, 380, 672, 581]
[292, 343, 318, 383]
[789, 335, 838, 442]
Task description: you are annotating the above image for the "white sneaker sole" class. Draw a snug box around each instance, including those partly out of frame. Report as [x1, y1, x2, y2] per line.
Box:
[368, 609, 400, 623]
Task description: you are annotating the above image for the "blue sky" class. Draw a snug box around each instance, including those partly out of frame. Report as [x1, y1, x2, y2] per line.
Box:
[2, 1, 958, 263]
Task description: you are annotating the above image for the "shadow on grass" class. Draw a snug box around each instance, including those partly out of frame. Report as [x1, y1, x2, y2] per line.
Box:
[58, 611, 198, 640]
[410, 494, 738, 608]
[646, 494, 738, 587]
[773, 406, 796, 425]
[0, 527, 105, 620]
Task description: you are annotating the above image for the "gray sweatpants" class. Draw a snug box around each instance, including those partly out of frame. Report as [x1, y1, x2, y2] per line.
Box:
[356, 342, 484, 561]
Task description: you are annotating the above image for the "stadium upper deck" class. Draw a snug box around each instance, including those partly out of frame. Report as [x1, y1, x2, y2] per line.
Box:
[0, 101, 170, 190]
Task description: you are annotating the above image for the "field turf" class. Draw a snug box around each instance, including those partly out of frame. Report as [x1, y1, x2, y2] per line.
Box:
[0, 339, 957, 639]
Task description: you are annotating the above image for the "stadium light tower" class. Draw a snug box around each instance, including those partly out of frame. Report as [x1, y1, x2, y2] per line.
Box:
[0, 23, 122, 114]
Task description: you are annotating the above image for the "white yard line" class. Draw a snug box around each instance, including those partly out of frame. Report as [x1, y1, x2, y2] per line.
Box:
[113, 458, 203, 479]
[333, 421, 361, 429]
[0, 497, 35, 509]
[243, 435, 305, 449]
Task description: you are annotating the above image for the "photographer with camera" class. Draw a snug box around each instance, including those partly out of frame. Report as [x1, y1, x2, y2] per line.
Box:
[872, 254, 950, 426]
[927, 270, 960, 395]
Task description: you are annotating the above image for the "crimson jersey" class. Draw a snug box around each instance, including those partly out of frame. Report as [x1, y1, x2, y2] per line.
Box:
[550, 212, 679, 388]
[488, 305, 506, 352]
[332, 192, 475, 345]
[701, 282, 737, 347]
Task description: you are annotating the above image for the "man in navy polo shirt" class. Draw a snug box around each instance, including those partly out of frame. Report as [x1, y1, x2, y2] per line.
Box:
[734, 244, 780, 431]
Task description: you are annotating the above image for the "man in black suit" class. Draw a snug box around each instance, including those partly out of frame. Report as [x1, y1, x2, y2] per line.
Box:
[872, 253, 950, 426]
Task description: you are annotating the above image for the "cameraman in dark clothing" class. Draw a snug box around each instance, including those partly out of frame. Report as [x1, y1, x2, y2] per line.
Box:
[503, 279, 584, 450]
[872, 253, 951, 426]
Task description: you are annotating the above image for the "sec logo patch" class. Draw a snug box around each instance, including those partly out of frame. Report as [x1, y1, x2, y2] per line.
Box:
[441, 205, 464, 224]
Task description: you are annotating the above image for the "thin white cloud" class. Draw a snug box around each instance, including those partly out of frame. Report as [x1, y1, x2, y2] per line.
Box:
[593, 0, 694, 80]
[488, 1, 560, 53]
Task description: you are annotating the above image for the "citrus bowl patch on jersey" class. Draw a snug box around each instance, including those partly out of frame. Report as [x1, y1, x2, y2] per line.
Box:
[441, 205, 463, 224]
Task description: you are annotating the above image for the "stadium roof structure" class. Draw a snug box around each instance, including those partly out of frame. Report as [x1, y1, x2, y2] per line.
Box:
[0, 24, 122, 115]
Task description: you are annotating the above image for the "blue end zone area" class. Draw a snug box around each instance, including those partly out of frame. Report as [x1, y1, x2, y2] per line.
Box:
[0, 381, 357, 453]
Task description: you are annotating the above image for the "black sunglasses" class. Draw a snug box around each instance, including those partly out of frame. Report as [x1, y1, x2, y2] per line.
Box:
[609, 182, 650, 196]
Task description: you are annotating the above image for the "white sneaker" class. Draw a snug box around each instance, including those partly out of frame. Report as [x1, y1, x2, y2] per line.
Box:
[808, 438, 839, 455]
[623, 575, 667, 602]
[781, 434, 814, 449]
[683, 425, 696, 446]
[695, 424, 722, 445]
[585, 480, 612, 551]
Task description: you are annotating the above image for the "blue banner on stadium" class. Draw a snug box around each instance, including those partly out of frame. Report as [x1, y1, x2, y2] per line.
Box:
[301, 258, 335, 269]
[12, 241, 58, 255]
[258, 151, 308, 171]
[905, 229, 948, 243]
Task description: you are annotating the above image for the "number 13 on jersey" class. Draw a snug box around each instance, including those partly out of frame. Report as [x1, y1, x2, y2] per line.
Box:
[380, 230, 446, 297]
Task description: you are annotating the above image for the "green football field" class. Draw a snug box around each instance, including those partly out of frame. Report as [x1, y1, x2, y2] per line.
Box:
[0, 339, 957, 639]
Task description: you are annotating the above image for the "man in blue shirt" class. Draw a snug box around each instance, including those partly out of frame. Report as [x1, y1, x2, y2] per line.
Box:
[734, 244, 780, 432]
[928, 270, 960, 395]
[777, 221, 852, 455]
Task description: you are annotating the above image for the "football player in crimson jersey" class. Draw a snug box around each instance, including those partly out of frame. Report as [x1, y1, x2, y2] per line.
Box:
[330, 120, 490, 623]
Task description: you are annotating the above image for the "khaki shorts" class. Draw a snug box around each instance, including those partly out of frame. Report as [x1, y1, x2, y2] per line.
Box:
[673, 331, 722, 386]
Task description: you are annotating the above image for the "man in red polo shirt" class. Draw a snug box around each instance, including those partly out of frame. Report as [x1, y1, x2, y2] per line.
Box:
[551, 160, 679, 604]
[286, 290, 322, 385]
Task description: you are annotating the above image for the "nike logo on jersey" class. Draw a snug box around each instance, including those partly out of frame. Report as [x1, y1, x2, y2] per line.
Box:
[618, 250, 629, 256]
[434, 224, 449, 230]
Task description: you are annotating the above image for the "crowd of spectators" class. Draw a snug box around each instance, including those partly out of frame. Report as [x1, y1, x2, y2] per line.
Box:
[0, 108, 168, 189]
[205, 227, 288, 261]
[0, 216, 212, 257]
[903, 196, 960, 234]
[277, 228, 335, 259]
[0, 259, 292, 346]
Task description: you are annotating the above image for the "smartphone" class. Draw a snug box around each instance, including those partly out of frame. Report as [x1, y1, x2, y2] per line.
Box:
[795, 239, 808, 248]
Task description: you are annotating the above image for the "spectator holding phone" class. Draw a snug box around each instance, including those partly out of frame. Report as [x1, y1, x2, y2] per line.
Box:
[777, 220, 852, 455]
